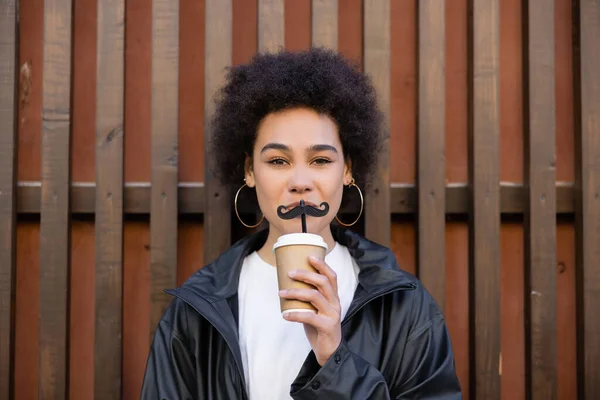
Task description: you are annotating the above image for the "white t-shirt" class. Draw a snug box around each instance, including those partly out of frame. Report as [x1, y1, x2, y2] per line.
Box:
[238, 242, 359, 400]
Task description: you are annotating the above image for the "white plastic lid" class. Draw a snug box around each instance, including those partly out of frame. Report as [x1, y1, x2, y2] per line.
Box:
[272, 233, 328, 252]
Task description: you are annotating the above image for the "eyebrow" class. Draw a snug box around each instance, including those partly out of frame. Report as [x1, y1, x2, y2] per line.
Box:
[260, 142, 338, 154]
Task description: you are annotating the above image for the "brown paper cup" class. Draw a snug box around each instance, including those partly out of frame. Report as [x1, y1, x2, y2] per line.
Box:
[273, 233, 328, 315]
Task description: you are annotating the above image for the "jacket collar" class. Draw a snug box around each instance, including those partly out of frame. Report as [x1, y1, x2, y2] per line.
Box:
[171, 225, 417, 302]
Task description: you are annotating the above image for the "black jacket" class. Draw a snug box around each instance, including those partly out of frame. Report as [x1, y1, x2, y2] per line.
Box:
[141, 226, 462, 399]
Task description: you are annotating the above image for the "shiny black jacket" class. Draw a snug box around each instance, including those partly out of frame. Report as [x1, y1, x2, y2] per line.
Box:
[141, 226, 462, 399]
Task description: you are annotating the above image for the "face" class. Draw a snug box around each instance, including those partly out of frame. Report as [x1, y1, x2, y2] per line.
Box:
[245, 107, 352, 237]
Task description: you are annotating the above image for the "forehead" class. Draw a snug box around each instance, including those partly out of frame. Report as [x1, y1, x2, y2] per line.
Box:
[255, 107, 341, 149]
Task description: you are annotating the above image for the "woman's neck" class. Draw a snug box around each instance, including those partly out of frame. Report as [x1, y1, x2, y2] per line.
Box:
[256, 225, 337, 267]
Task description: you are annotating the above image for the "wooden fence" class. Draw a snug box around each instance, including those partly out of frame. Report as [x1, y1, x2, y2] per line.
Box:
[0, 0, 599, 399]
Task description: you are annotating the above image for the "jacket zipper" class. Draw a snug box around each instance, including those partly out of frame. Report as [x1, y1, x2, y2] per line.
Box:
[174, 281, 416, 400]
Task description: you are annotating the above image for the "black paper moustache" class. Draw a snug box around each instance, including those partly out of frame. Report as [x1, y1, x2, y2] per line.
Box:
[276, 200, 330, 219]
[277, 200, 329, 233]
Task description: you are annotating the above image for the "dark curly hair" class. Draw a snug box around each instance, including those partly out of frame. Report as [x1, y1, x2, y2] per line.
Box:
[209, 47, 383, 187]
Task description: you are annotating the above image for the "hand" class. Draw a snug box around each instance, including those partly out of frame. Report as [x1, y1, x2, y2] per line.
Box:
[279, 256, 342, 366]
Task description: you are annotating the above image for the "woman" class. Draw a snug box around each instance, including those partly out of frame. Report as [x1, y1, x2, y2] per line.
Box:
[141, 48, 462, 399]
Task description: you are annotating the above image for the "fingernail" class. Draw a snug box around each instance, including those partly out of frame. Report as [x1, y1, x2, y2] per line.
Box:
[308, 256, 317, 261]
[279, 289, 287, 296]
[288, 270, 296, 278]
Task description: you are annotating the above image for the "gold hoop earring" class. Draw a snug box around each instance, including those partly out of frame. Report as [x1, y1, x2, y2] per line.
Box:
[335, 179, 363, 227]
[234, 183, 264, 228]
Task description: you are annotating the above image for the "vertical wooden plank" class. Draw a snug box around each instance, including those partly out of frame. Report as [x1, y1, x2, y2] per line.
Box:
[499, 1, 525, 398]
[95, 0, 124, 397]
[69, 221, 95, 399]
[417, 0, 446, 308]
[69, 0, 96, 395]
[554, 1, 577, 398]
[364, 0, 391, 245]
[312, 0, 337, 49]
[578, 1, 600, 397]
[15, 222, 41, 400]
[122, 221, 150, 400]
[258, 0, 284, 52]
[285, 0, 310, 51]
[445, 2, 470, 395]
[524, 0, 557, 398]
[338, 0, 362, 69]
[204, 0, 232, 264]
[39, 0, 73, 397]
[150, 0, 178, 340]
[0, 1, 18, 398]
[179, 0, 206, 183]
[390, 0, 416, 184]
[470, 0, 501, 398]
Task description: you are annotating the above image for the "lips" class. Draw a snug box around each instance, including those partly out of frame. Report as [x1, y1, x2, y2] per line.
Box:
[283, 201, 319, 210]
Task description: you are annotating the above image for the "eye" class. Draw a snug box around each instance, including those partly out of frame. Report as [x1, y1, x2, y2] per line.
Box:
[268, 158, 288, 166]
[312, 157, 332, 166]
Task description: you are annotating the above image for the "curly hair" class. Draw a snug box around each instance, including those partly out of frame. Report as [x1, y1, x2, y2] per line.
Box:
[209, 47, 383, 187]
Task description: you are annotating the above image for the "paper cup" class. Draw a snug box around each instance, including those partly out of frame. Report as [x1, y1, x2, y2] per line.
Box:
[273, 233, 328, 315]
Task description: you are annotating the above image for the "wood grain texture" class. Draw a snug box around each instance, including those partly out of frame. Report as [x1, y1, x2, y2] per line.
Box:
[578, 1, 600, 398]
[150, 0, 179, 340]
[417, 0, 446, 309]
[0, 1, 18, 398]
[204, 0, 232, 264]
[39, 0, 73, 397]
[364, 0, 391, 245]
[524, 1, 557, 398]
[258, 0, 284, 52]
[95, 0, 125, 398]
[470, 0, 501, 398]
[311, 0, 337, 50]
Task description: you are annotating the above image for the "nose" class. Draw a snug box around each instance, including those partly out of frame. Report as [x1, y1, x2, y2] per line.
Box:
[287, 166, 314, 194]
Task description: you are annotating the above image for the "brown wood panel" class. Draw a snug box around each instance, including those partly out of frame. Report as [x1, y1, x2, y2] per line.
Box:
[577, 1, 600, 397]
[285, 0, 310, 51]
[204, 0, 232, 264]
[122, 221, 150, 400]
[233, 0, 258, 66]
[555, 0, 575, 184]
[15, 222, 40, 400]
[179, 0, 206, 182]
[417, 0, 446, 308]
[259, 0, 285, 52]
[525, 1, 557, 398]
[556, 223, 577, 400]
[499, 0, 524, 184]
[338, 0, 362, 69]
[364, 0, 391, 245]
[69, 4, 97, 398]
[178, 221, 205, 285]
[446, 0, 468, 184]
[390, 220, 416, 276]
[39, 0, 73, 396]
[150, 0, 179, 342]
[390, 0, 416, 183]
[501, 223, 525, 400]
[125, 0, 151, 183]
[69, 221, 95, 400]
[0, 1, 18, 397]
[17, 0, 43, 182]
[95, 0, 125, 397]
[311, 0, 337, 49]
[554, 2, 577, 398]
[470, 0, 501, 398]
[499, 2, 525, 397]
[445, 223, 470, 399]
[444, 3, 470, 396]
[72, 0, 97, 183]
